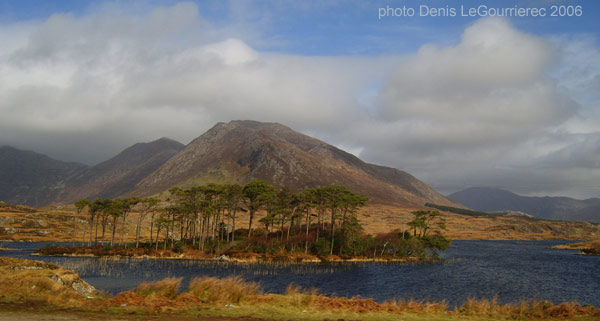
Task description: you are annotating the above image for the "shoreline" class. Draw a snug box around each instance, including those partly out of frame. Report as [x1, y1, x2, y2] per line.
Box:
[2, 237, 596, 243]
[1, 256, 598, 321]
[550, 240, 600, 256]
[30, 249, 431, 264]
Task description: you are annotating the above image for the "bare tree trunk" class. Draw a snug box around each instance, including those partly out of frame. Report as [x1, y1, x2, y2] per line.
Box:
[232, 209, 237, 242]
[248, 210, 255, 238]
[316, 212, 321, 241]
[199, 216, 205, 250]
[82, 226, 86, 245]
[280, 217, 285, 241]
[226, 211, 231, 242]
[170, 212, 175, 249]
[101, 216, 108, 244]
[94, 218, 100, 245]
[330, 221, 335, 256]
[180, 217, 184, 242]
[88, 217, 95, 247]
[110, 216, 118, 247]
[120, 214, 127, 246]
[135, 214, 144, 248]
[150, 211, 156, 244]
[155, 226, 161, 250]
[305, 209, 310, 253]
[192, 214, 197, 246]
[163, 225, 168, 251]
[287, 215, 293, 241]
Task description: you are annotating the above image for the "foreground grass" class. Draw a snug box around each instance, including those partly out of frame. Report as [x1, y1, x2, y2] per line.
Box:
[0, 257, 598, 321]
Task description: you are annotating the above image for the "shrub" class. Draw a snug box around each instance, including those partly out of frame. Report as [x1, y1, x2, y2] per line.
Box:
[285, 284, 318, 307]
[135, 277, 182, 299]
[172, 241, 185, 253]
[314, 237, 331, 257]
[187, 276, 261, 304]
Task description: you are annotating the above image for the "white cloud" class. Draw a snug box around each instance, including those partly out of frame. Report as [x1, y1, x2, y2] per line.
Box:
[0, 3, 597, 199]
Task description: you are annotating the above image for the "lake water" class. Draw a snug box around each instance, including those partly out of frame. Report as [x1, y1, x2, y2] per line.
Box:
[1, 240, 598, 307]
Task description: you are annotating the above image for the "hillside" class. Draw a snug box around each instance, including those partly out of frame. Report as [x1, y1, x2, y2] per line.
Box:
[449, 187, 600, 223]
[131, 120, 455, 207]
[0, 146, 87, 207]
[2, 120, 458, 208]
[57, 138, 184, 203]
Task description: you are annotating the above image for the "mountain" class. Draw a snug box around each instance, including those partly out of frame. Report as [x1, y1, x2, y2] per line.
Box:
[0, 146, 87, 207]
[2, 121, 457, 208]
[57, 138, 184, 203]
[449, 187, 600, 222]
[131, 120, 455, 207]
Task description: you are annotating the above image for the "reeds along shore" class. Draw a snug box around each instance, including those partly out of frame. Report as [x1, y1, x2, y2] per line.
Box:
[1, 257, 599, 320]
[118, 278, 600, 319]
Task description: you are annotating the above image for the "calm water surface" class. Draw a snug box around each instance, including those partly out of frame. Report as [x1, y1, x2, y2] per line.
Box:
[1, 240, 598, 306]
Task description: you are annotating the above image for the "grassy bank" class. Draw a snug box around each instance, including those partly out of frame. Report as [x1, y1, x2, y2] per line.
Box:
[1, 257, 599, 320]
[551, 240, 600, 255]
[34, 244, 430, 264]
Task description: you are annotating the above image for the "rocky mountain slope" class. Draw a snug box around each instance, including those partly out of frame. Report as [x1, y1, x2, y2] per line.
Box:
[131, 120, 455, 207]
[56, 138, 184, 203]
[449, 187, 600, 223]
[2, 120, 457, 208]
[0, 146, 87, 207]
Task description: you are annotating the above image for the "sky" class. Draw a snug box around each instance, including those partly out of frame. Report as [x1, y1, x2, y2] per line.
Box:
[0, 0, 598, 199]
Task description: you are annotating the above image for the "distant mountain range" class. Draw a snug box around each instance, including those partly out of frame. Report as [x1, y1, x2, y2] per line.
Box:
[56, 138, 184, 204]
[0, 120, 456, 208]
[449, 187, 600, 223]
[0, 146, 86, 207]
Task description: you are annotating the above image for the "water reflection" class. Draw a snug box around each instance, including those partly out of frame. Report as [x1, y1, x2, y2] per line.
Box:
[1, 240, 598, 307]
[54, 256, 363, 279]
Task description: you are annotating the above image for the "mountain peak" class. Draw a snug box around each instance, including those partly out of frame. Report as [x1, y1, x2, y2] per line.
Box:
[229, 119, 283, 128]
[154, 137, 184, 145]
[1, 121, 458, 209]
[132, 120, 456, 207]
[56, 138, 184, 203]
[208, 120, 297, 137]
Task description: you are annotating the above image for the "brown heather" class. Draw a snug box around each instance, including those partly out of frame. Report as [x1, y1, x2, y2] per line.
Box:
[134, 277, 182, 299]
[186, 276, 261, 303]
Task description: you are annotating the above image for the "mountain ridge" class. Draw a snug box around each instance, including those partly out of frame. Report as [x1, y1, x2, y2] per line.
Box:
[56, 138, 184, 203]
[2, 120, 457, 208]
[0, 146, 88, 207]
[449, 187, 600, 222]
[130, 120, 455, 207]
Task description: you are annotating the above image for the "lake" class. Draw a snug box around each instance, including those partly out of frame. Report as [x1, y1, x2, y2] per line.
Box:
[1, 240, 598, 307]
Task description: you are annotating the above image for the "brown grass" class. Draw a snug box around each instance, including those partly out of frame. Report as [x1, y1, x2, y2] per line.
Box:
[456, 296, 508, 316]
[186, 276, 262, 304]
[0, 257, 97, 309]
[135, 277, 182, 299]
[0, 254, 600, 320]
[1, 257, 600, 320]
[110, 291, 147, 306]
[284, 283, 319, 307]
[453, 297, 600, 319]
[383, 297, 449, 314]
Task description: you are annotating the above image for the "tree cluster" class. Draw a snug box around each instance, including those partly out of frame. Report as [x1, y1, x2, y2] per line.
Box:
[75, 181, 450, 259]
